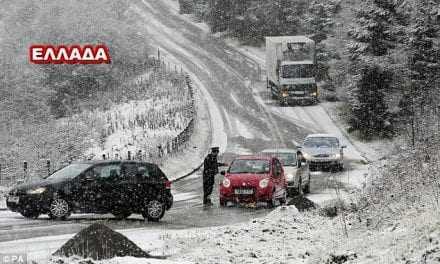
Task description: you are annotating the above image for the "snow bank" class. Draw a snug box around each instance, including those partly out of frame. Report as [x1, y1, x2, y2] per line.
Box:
[163, 206, 339, 263]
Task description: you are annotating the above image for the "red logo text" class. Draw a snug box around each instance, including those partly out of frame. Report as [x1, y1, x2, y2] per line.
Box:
[29, 44, 111, 64]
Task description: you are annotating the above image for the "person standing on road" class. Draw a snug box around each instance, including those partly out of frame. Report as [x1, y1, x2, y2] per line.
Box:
[203, 147, 227, 205]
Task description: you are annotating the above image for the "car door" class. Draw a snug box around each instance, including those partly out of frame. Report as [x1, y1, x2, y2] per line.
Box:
[119, 162, 142, 208]
[92, 163, 122, 212]
[75, 163, 121, 213]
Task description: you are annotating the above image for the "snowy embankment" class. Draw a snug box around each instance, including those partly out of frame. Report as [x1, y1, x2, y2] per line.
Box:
[0, 205, 348, 264]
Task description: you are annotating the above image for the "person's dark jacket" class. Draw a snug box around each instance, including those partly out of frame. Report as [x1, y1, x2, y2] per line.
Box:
[203, 154, 226, 184]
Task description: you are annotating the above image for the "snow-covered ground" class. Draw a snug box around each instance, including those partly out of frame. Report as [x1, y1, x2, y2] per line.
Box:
[0, 206, 346, 264]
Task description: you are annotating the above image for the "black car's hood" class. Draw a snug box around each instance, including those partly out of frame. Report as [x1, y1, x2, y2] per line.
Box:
[12, 178, 67, 193]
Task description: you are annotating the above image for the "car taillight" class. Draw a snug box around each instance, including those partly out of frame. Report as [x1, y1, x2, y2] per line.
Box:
[165, 180, 171, 189]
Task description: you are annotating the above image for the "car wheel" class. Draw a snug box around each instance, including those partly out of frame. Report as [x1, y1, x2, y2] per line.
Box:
[279, 189, 287, 205]
[49, 198, 70, 220]
[20, 209, 40, 219]
[142, 200, 165, 222]
[297, 176, 303, 195]
[339, 163, 344, 171]
[268, 190, 278, 208]
[219, 199, 227, 207]
[303, 183, 310, 194]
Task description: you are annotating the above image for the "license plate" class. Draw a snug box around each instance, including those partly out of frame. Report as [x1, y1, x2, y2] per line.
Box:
[234, 189, 254, 195]
[291, 91, 305, 95]
[8, 196, 19, 203]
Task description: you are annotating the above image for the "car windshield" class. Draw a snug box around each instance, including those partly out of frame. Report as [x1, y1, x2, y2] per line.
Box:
[282, 64, 314, 78]
[304, 137, 339, 148]
[266, 153, 297, 166]
[229, 159, 270, 174]
[45, 163, 93, 181]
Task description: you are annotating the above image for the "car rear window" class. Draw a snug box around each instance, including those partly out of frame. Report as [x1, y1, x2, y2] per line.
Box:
[122, 162, 168, 181]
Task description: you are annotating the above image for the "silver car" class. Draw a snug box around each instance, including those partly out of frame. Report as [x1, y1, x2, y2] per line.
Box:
[261, 149, 310, 196]
[298, 134, 346, 172]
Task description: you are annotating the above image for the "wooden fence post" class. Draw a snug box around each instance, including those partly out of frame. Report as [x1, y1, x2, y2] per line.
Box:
[23, 161, 28, 182]
[46, 159, 51, 177]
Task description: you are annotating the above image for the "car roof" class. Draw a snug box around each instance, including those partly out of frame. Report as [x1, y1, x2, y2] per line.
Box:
[261, 148, 297, 153]
[234, 155, 273, 161]
[71, 160, 157, 166]
[305, 133, 338, 138]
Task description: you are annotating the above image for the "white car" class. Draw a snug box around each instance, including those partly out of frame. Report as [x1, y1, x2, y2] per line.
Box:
[261, 149, 310, 195]
[298, 134, 346, 172]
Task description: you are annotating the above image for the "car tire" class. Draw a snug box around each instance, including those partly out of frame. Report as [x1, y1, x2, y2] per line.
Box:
[219, 199, 227, 207]
[48, 198, 70, 220]
[303, 183, 310, 194]
[339, 163, 344, 171]
[268, 190, 278, 208]
[20, 210, 40, 219]
[279, 190, 287, 205]
[142, 199, 165, 222]
[297, 177, 303, 195]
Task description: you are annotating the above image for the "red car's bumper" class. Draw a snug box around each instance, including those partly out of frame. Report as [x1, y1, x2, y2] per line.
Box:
[220, 186, 273, 204]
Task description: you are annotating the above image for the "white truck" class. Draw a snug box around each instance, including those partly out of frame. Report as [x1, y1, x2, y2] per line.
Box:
[266, 36, 318, 106]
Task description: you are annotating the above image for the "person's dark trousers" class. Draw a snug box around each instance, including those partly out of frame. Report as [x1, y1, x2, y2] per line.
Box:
[203, 177, 214, 204]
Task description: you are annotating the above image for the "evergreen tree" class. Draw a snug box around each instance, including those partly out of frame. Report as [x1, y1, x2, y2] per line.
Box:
[398, 2, 440, 145]
[307, 0, 339, 81]
[348, 0, 406, 58]
[348, 65, 394, 139]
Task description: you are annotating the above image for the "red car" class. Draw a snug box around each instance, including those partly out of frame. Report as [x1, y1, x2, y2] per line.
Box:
[219, 155, 287, 207]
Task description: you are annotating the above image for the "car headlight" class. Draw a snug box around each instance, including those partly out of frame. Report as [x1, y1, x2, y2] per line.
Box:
[259, 178, 269, 189]
[331, 153, 341, 159]
[311, 92, 317, 96]
[222, 178, 231, 188]
[286, 174, 294, 181]
[27, 187, 46, 194]
[282, 91, 289, 97]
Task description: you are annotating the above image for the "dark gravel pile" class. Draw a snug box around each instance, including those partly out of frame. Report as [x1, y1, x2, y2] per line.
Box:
[288, 195, 316, 211]
[53, 223, 158, 260]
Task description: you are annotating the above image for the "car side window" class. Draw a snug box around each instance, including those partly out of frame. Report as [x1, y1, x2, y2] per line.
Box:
[137, 165, 151, 178]
[122, 163, 138, 179]
[93, 164, 121, 179]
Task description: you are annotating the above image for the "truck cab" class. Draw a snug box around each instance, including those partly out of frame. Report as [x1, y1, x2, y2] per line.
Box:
[266, 36, 318, 106]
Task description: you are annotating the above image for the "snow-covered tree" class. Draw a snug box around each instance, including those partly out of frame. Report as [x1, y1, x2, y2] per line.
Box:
[348, 0, 407, 58]
[398, 2, 440, 146]
[348, 64, 394, 139]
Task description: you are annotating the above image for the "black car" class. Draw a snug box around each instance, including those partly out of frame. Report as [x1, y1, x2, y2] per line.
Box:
[6, 160, 173, 221]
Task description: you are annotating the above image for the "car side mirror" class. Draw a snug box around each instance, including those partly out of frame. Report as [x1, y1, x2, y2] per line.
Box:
[220, 170, 226, 176]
